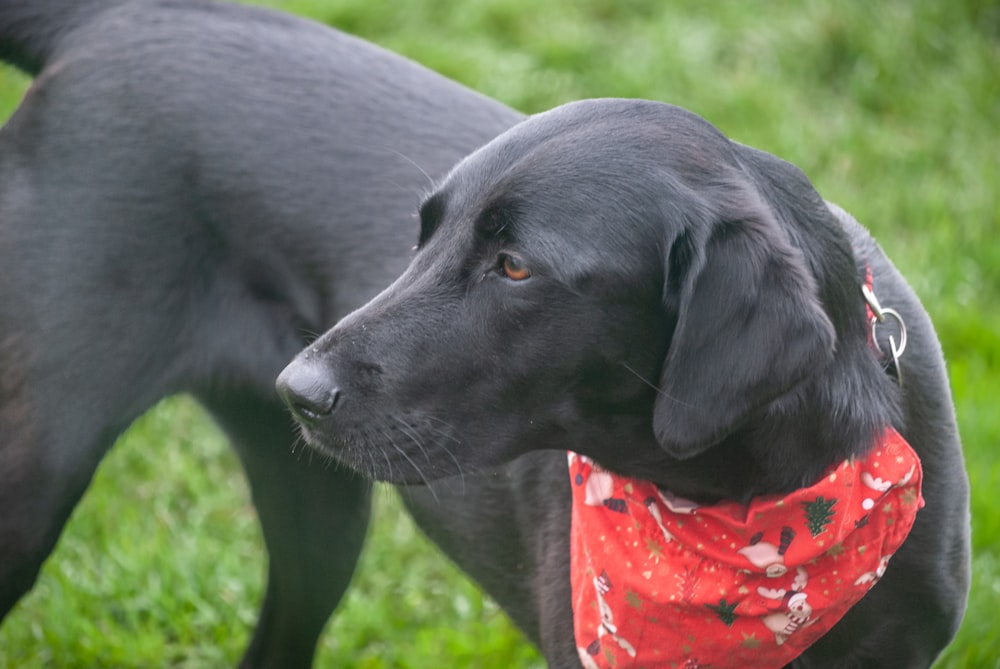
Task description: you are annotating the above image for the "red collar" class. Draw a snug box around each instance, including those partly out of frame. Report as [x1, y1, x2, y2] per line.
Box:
[568, 428, 923, 668]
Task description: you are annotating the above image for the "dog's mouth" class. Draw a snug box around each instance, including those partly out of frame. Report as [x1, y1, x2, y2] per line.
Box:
[321, 414, 465, 485]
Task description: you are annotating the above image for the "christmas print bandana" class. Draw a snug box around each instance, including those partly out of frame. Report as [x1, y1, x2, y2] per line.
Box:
[569, 428, 923, 668]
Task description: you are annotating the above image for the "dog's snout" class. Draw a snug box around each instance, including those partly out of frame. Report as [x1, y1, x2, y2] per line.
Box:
[276, 358, 341, 423]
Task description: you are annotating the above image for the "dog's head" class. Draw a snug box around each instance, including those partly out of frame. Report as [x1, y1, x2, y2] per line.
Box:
[278, 99, 880, 497]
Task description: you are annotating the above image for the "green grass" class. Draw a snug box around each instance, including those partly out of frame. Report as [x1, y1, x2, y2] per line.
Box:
[1, 0, 997, 666]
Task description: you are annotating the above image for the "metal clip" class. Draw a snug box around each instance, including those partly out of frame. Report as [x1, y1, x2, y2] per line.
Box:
[862, 284, 907, 385]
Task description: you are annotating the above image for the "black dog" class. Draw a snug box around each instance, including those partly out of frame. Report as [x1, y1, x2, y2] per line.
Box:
[0, 0, 520, 666]
[278, 99, 971, 666]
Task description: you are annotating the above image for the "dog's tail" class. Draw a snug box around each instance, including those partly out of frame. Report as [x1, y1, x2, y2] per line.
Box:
[0, 0, 123, 75]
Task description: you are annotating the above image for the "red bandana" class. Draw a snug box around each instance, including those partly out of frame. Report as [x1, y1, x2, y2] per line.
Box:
[568, 429, 923, 668]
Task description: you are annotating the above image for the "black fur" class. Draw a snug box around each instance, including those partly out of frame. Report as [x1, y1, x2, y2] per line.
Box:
[0, 1, 519, 666]
[279, 99, 971, 667]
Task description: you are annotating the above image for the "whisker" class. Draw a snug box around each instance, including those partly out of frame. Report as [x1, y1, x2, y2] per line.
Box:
[392, 416, 434, 466]
[412, 414, 466, 494]
[289, 426, 307, 456]
[420, 424, 467, 495]
[394, 416, 466, 496]
[386, 148, 435, 190]
[378, 434, 396, 482]
[620, 361, 697, 409]
[619, 361, 663, 394]
[285, 413, 311, 457]
[328, 452, 344, 472]
[296, 326, 323, 345]
[421, 415, 464, 444]
[382, 428, 439, 503]
[354, 431, 379, 480]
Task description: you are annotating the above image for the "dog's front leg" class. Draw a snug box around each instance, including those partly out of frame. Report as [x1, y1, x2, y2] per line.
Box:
[203, 393, 371, 669]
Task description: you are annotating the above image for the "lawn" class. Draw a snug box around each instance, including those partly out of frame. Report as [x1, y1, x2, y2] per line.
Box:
[1, 0, 997, 666]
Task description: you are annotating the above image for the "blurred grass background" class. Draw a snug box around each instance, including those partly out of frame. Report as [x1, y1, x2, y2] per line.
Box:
[0, 0, 996, 666]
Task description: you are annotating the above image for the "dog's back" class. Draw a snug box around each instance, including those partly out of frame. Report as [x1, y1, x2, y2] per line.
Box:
[0, 0, 514, 479]
[0, 0, 110, 74]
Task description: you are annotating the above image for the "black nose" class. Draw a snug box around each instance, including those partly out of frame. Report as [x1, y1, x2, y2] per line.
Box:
[275, 358, 341, 423]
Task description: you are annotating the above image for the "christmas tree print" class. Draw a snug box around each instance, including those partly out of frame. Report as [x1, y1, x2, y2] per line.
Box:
[675, 566, 700, 604]
[705, 598, 738, 627]
[802, 496, 837, 537]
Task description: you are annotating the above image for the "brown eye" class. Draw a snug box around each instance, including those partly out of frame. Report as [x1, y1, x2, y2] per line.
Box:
[500, 253, 531, 281]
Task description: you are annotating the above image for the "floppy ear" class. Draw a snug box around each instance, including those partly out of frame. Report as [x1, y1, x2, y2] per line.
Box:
[653, 210, 836, 460]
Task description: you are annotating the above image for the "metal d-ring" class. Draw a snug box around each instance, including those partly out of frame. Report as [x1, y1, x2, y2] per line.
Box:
[862, 283, 907, 386]
[869, 307, 907, 359]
